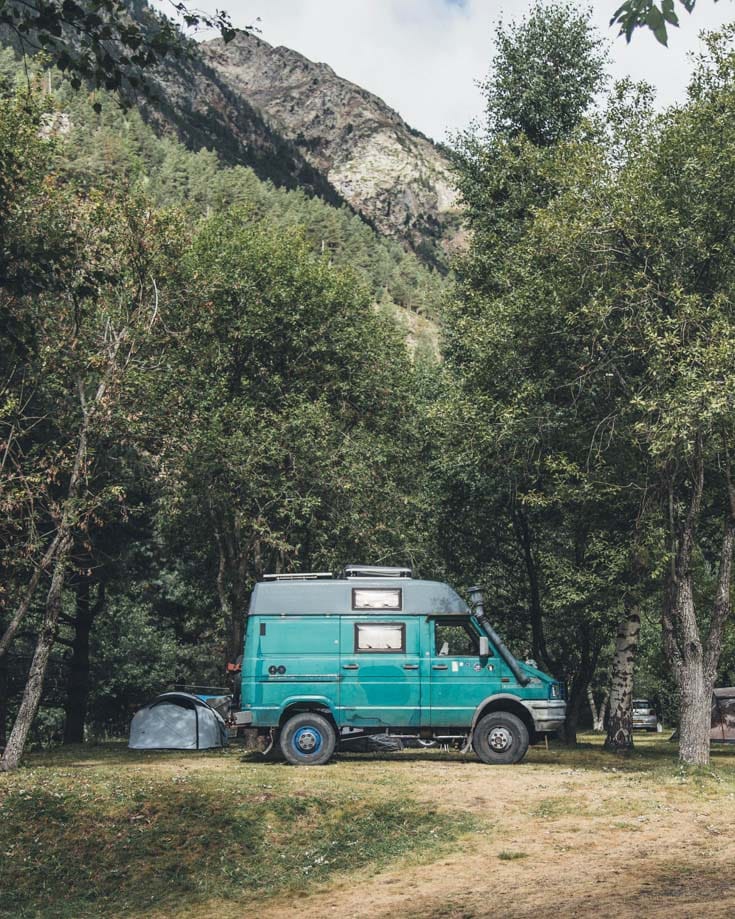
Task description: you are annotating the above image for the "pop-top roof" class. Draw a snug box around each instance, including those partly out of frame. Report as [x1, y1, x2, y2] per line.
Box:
[262, 565, 413, 581]
[249, 578, 469, 617]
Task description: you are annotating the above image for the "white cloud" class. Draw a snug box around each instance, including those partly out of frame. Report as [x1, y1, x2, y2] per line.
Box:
[174, 0, 735, 142]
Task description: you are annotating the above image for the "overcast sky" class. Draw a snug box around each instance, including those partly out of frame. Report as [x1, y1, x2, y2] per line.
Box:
[180, 1, 735, 142]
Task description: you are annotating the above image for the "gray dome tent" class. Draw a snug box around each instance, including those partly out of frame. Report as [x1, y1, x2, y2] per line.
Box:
[129, 692, 227, 750]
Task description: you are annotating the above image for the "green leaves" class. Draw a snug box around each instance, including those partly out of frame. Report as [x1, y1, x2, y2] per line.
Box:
[611, 0, 709, 46]
[647, 5, 669, 44]
[481, 1, 608, 147]
[152, 208, 426, 636]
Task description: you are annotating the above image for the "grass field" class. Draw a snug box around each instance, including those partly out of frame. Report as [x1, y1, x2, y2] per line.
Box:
[1, 735, 734, 918]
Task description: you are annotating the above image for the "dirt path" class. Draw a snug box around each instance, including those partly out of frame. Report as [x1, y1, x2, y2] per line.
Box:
[188, 746, 735, 919]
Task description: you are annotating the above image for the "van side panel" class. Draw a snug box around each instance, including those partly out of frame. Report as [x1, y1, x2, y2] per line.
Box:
[338, 616, 422, 727]
[241, 615, 340, 725]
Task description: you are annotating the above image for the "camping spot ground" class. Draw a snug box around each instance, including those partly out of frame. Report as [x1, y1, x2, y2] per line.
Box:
[1, 735, 734, 918]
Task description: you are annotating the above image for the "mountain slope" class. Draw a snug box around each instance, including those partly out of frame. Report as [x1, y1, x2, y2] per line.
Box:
[200, 32, 461, 264]
[140, 48, 342, 205]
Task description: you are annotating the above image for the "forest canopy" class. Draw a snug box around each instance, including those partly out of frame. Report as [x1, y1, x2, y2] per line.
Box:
[2, 1, 735, 770]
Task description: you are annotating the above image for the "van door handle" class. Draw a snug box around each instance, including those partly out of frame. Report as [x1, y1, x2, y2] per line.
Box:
[432, 664, 448, 670]
[403, 664, 419, 670]
[342, 664, 359, 670]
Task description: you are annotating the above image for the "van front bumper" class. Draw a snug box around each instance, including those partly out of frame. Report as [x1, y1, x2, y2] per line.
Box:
[525, 700, 566, 734]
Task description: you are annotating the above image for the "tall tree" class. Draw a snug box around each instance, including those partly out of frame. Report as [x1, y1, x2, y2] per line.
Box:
[443, 2, 613, 743]
[459, 26, 735, 765]
[0, 96, 182, 769]
[484, 0, 608, 146]
[151, 212, 426, 665]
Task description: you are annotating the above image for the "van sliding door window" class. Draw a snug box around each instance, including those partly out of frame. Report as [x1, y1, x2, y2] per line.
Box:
[354, 623, 406, 653]
[352, 588, 402, 610]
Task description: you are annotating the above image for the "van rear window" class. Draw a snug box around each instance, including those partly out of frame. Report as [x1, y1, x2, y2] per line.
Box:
[354, 623, 405, 653]
[352, 588, 402, 610]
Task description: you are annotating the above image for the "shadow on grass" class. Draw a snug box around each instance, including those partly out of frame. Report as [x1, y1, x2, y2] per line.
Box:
[20, 741, 231, 770]
[0, 759, 460, 919]
[25, 735, 735, 777]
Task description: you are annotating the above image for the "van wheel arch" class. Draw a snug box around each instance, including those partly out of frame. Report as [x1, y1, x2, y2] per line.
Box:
[279, 702, 338, 734]
[472, 697, 536, 746]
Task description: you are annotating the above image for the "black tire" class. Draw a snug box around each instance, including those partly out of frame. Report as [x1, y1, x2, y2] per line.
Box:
[280, 712, 336, 766]
[472, 712, 529, 765]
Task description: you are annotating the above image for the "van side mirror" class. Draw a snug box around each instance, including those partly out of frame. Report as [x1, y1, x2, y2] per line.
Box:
[479, 636, 490, 657]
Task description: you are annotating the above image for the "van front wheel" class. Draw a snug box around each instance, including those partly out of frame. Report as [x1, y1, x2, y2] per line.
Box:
[473, 712, 529, 765]
[280, 712, 336, 766]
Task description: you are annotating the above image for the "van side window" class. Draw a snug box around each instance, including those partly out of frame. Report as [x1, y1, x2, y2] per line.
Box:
[434, 620, 484, 656]
[354, 622, 405, 653]
[352, 588, 402, 610]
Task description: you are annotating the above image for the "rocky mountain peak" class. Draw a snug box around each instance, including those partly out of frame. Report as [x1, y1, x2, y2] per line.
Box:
[201, 31, 461, 264]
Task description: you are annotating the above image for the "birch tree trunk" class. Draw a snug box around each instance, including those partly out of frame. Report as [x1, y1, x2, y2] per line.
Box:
[604, 604, 641, 753]
[588, 686, 609, 732]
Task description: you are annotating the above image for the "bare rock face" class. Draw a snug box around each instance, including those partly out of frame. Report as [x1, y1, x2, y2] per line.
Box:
[201, 32, 461, 264]
[140, 50, 341, 206]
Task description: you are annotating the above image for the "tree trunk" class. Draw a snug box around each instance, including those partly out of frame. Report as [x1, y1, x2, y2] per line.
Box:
[659, 445, 716, 767]
[0, 531, 63, 659]
[0, 533, 71, 771]
[0, 653, 7, 749]
[678, 648, 712, 768]
[514, 508, 551, 671]
[563, 670, 589, 745]
[1, 314, 142, 770]
[63, 579, 105, 744]
[588, 685, 609, 733]
[215, 526, 246, 666]
[672, 506, 733, 766]
[604, 604, 641, 753]
[667, 558, 715, 766]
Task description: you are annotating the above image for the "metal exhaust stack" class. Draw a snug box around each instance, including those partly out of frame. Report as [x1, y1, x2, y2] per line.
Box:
[469, 586, 530, 687]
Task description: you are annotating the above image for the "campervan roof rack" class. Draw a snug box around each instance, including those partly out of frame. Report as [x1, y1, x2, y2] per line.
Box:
[343, 565, 413, 579]
[263, 572, 334, 581]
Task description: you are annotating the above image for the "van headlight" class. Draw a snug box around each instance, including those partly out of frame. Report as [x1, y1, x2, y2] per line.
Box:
[549, 682, 561, 700]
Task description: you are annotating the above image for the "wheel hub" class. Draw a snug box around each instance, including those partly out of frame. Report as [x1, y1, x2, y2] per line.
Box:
[294, 726, 321, 753]
[488, 726, 513, 752]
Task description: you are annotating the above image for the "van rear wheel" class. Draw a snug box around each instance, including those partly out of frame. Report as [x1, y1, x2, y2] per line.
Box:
[473, 712, 529, 765]
[280, 712, 336, 766]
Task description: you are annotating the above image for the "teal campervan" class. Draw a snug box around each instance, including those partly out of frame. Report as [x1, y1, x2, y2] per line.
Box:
[235, 566, 565, 765]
